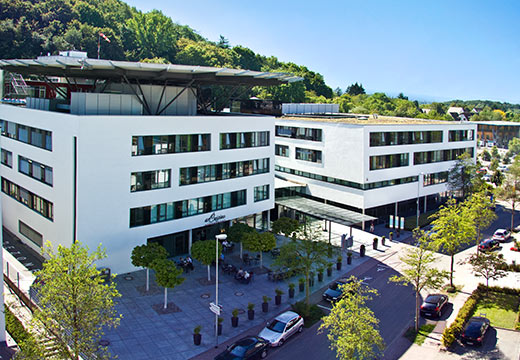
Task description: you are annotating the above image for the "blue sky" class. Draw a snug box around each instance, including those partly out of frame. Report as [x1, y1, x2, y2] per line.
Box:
[124, 0, 520, 104]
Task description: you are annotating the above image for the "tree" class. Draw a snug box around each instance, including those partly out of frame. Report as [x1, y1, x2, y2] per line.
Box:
[491, 146, 500, 160]
[191, 239, 222, 281]
[333, 87, 343, 97]
[273, 225, 330, 305]
[492, 169, 505, 187]
[466, 253, 507, 291]
[346, 82, 365, 96]
[430, 199, 476, 287]
[319, 276, 384, 359]
[465, 192, 497, 252]
[508, 138, 520, 157]
[131, 242, 168, 291]
[481, 149, 491, 162]
[242, 231, 276, 269]
[151, 258, 185, 309]
[31, 242, 121, 360]
[271, 217, 300, 238]
[227, 222, 255, 259]
[216, 35, 229, 49]
[447, 152, 477, 198]
[390, 231, 448, 331]
[490, 158, 499, 172]
[496, 156, 520, 230]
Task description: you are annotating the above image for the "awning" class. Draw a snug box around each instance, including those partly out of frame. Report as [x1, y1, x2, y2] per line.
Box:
[274, 177, 306, 189]
[276, 197, 376, 227]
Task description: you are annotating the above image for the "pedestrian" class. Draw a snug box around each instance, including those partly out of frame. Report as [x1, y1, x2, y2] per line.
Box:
[370, 221, 374, 233]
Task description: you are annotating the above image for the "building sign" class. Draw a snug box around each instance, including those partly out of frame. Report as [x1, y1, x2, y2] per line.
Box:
[204, 212, 226, 224]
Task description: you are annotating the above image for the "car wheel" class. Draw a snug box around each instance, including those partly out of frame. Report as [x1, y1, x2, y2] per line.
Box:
[298, 326, 303, 333]
[260, 348, 268, 358]
[279, 338, 285, 346]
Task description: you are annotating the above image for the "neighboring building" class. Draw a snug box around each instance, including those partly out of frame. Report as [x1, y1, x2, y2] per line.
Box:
[447, 106, 472, 122]
[282, 103, 339, 115]
[472, 121, 520, 148]
[274, 114, 477, 224]
[0, 54, 301, 273]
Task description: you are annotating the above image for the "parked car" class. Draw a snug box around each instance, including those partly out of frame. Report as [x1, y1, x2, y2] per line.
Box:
[492, 229, 511, 242]
[482, 174, 492, 182]
[479, 238, 500, 252]
[420, 294, 448, 318]
[258, 311, 304, 347]
[322, 278, 367, 302]
[214, 336, 269, 360]
[461, 316, 490, 346]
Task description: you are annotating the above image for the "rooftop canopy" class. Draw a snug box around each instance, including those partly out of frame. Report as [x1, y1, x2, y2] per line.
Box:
[276, 197, 376, 227]
[0, 56, 303, 87]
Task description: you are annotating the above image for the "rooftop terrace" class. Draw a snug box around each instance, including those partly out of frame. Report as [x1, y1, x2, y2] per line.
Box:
[280, 113, 457, 125]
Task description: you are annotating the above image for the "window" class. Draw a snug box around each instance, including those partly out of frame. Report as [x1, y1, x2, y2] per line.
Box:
[414, 148, 473, 165]
[423, 172, 448, 186]
[275, 144, 289, 157]
[220, 131, 269, 150]
[295, 148, 322, 163]
[19, 220, 43, 247]
[131, 169, 171, 192]
[18, 156, 53, 186]
[369, 131, 443, 147]
[275, 126, 322, 141]
[1, 177, 53, 220]
[131, 134, 210, 156]
[369, 153, 409, 170]
[180, 158, 269, 186]
[1, 149, 12, 168]
[254, 184, 269, 202]
[129, 189, 247, 227]
[0, 120, 52, 151]
[449, 130, 474, 142]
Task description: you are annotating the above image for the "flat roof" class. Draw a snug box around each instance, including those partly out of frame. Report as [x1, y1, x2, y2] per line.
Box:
[471, 121, 520, 127]
[0, 56, 303, 87]
[280, 114, 465, 126]
[276, 197, 376, 227]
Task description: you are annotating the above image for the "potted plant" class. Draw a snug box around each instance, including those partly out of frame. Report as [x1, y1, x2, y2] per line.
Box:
[217, 317, 223, 335]
[373, 237, 378, 250]
[336, 256, 342, 270]
[317, 268, 324, 282]
[381, 236, 386, 246]
[347, 251, 353, 265]
[288, 283, 295, 298]
[193, 325, 202, 345]
[298, 278, 305, 292]
[275, 288, 284, 305]
[327, 263, 333, 277]
[231, 308, 239, 327]
[262, 296, 271, 313]
[389, 231, 393, 241]
[247, 303, 255, 320]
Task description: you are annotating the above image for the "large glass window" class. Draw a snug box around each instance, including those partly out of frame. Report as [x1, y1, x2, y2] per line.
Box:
[1, 149, 12, 168]
[369, 131, 443, 147]
[369, 153, 409, 170]
[275, 144, 289, 157]
[0, 120, 52, 151]
[18, 156, 53, 186]
[414, 147, 474, 165]
[179, 158, 269, 186]
[220, 131, 269, 150]
[254, 185, 269, 202]
[131, 169, 171, 192]
[275, 126, 322, 141]
[449, 130, 474, 142]
[130, 189, 247, 227]
[423, 172, 448, 186]
[131, 134, 210, 156]
[295, 148, 322, 163]
[1, 177, 53, 220]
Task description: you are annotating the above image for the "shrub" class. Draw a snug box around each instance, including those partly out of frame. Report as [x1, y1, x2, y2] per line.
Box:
[291, 301, 324, 328]
[247, 302, 255, 310]
[232, 308, 239, 317]
[218, 317, 223, 324]
[262, 296, 271, 303]
[441, 288, 482, 348]
[275, 288, 284, 296]
[194, 325, 202, 334]
[5, 306, 32, 345]
[298, 278, 305, 284]
[288, 283, 295, 290]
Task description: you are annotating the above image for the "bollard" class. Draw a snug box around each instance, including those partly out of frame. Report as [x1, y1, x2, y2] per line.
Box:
[360, 245, 366, 257]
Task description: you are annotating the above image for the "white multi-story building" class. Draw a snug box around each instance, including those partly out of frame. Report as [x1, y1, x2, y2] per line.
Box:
[0, 54, 301, 273]
[274, 115, 477, 224]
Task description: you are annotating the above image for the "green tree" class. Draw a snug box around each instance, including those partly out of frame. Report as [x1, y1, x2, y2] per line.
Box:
[496, 157, 520, 229]
[242, 231, 276, 269]
[131, 242, 168, 292]
[216, 34, 229, 49]
[492, 169, 505, 187]
[508, 138, 520, 157]
[466, 252, 507, 291]
[151, 258, 185, 309]
[491, 146, 500, 160]
[447, 152, 477, 198]
[32, 242, 121, 360]
[227, 222, 255, 259]
[273, 225, 329, 305]
[319, 276, 384, 360]
[191, 239, 222, 281]
[271, 217, 300, 238]
[465, 192, 497, 251]
[481, 149, 491, 162]
[430, 199, 476, 287]
[390, 231, 448, 331]
[346, 82, 365, 96]
[490, 158, 499, 172]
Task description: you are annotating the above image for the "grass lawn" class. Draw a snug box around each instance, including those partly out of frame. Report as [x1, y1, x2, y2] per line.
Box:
[474, 291, 519, 329]
[404, 324, 436, 345]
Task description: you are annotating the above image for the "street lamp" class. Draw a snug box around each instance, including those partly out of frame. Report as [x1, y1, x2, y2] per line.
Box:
[214, 233, 227, 348]
[416, 172, 424, 229]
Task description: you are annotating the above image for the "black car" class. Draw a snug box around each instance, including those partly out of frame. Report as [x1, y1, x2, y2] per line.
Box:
[322, 278, 352, 302]
[479, 238, 499, 252]
[420, 294, 448, 318]
[461, 316, 490, 346]
[215, 336, 269, 360]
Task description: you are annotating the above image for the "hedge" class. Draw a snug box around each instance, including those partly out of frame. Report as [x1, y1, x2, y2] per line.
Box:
[441, 284, 520, 348]
[5, 305, 32, 345]
[497, 262, 520, 272]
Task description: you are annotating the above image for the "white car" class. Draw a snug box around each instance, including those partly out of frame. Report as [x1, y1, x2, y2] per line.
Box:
[258, 311, 304, 347]
[492, 229, 511, 242]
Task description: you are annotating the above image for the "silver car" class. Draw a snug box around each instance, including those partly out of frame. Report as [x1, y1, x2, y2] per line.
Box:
[258, 311, 304, 347]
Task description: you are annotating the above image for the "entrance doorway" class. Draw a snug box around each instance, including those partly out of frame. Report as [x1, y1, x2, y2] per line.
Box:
[148, 230, 189, 258]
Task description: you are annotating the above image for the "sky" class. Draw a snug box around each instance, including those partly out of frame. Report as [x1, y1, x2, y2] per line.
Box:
[124, 0, 520, 104]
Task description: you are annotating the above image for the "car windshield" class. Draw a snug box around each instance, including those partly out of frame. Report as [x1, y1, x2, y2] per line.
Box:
[228, 345, 247, 356]
[267, 320, 286, 333]
[465, 322, 483, 337]
[329, 281, 345, 290]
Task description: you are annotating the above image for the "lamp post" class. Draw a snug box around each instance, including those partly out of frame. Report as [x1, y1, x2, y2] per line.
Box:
[214, 234, 227, 348]
[416, 173, 424, 229]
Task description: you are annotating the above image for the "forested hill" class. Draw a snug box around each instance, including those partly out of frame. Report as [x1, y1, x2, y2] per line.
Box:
[0, 0, 331, 102]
